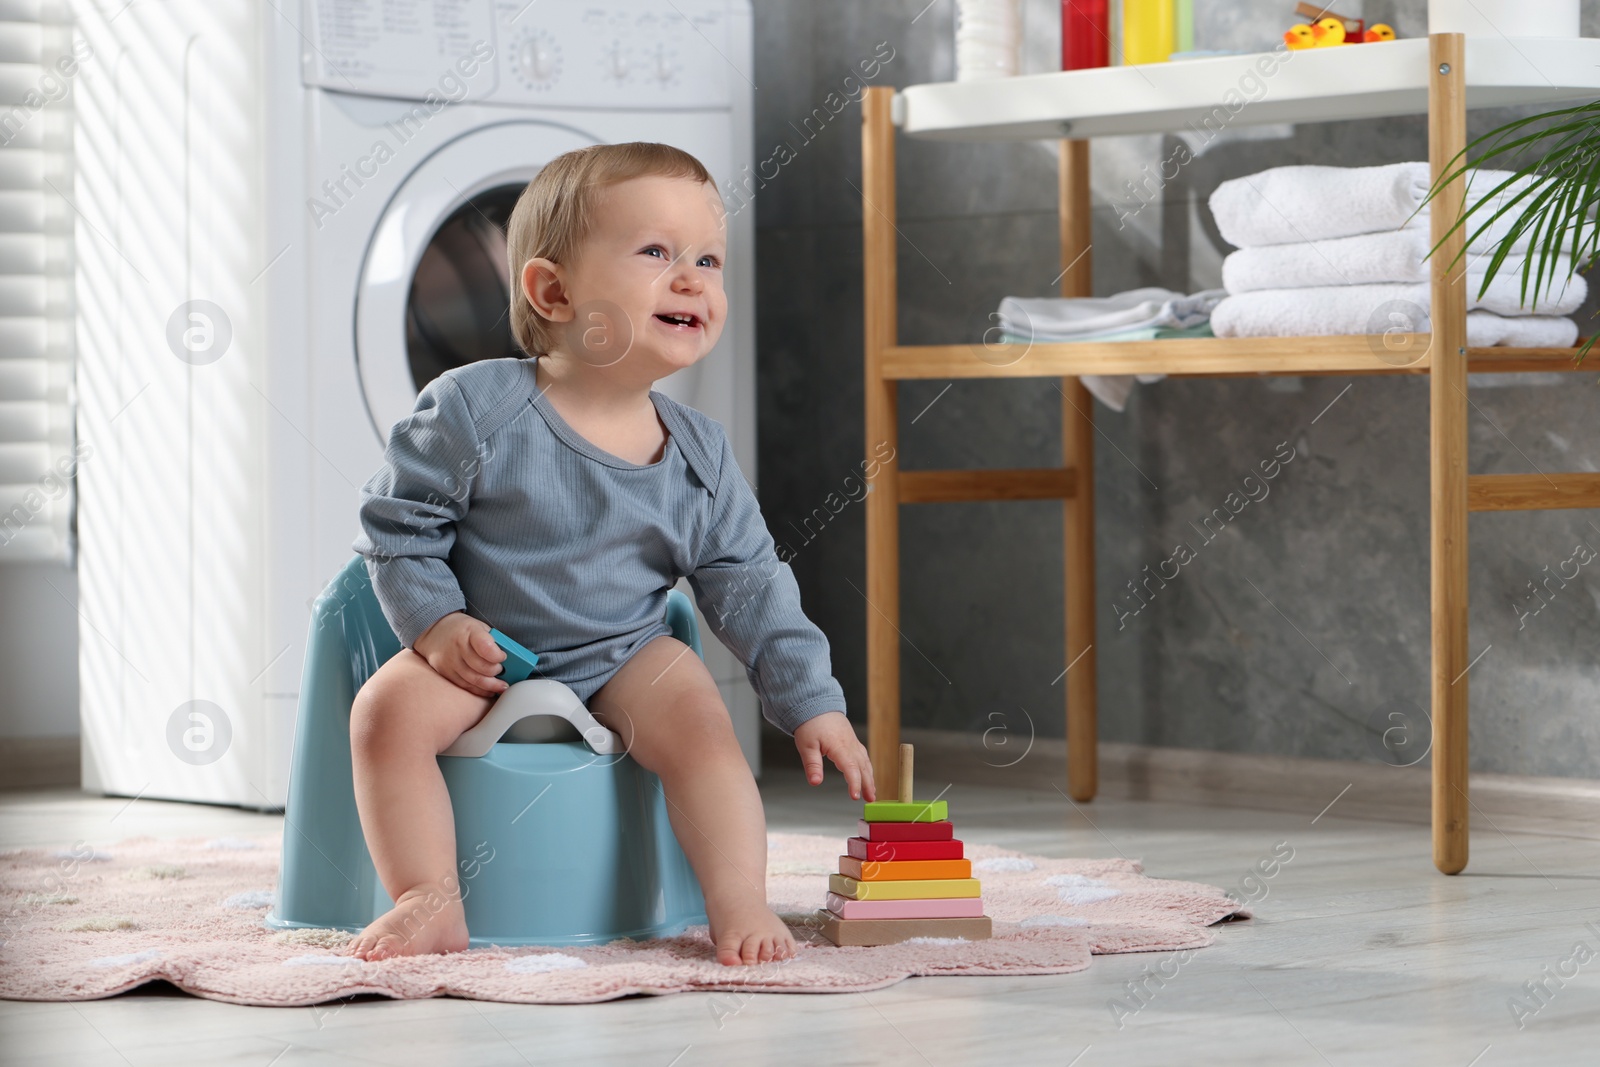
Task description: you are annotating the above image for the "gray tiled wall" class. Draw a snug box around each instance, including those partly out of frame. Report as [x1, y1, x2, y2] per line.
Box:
[751, 0, 1600, 779]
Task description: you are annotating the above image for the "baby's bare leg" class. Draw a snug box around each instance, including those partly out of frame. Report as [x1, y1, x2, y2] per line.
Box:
[588, 635, 793, 967]
[344, 649, 496, 960]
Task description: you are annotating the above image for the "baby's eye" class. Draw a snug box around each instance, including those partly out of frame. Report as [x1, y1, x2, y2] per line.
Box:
[697, 254, 721, 269]
[640, 245, 667, 259]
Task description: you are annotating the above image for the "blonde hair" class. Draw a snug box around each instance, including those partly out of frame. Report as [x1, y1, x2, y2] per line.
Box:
[506, 142, 714, 357]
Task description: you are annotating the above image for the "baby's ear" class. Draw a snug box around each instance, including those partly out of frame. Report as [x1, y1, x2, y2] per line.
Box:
[522, 258, 573, 323]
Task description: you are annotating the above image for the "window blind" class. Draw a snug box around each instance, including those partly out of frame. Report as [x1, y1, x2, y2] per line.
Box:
[0, 0, 77, 564]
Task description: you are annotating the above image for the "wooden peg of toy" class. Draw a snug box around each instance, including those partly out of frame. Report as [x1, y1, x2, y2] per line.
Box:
[899, 743, 913, 804]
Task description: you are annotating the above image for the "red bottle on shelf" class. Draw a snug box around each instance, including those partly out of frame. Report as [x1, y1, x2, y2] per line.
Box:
[1062, 0, 1110, 70]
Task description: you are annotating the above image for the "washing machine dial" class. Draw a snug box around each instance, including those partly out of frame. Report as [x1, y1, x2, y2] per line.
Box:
[649, 42, 680, 87]
[511, 30, 561, 90]
[603, 40, 631, 83]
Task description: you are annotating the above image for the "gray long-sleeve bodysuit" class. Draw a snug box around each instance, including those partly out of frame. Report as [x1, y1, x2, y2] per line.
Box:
[351, 356, 845, 735]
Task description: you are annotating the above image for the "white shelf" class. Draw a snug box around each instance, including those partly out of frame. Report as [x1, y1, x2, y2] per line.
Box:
[896, 37, 1600, 142]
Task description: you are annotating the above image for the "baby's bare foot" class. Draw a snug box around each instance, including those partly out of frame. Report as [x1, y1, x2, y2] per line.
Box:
[705, 893, 797, 967]
[343, 882, 469, 961]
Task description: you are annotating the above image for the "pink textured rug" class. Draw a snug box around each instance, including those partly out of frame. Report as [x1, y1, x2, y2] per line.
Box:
[0, 833, 1247, 1005]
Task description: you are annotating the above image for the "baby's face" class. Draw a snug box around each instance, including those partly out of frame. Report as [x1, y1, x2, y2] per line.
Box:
[561, 174, 728, 379]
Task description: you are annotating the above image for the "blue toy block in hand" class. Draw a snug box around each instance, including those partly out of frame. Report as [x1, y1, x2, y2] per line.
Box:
[488, 627, 540, 684]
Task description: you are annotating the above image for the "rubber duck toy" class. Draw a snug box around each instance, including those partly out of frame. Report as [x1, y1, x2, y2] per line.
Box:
[1311, 17, 1347, 46]
[1363, 23, 1396, 42]
[1284, 23, 1315, 49]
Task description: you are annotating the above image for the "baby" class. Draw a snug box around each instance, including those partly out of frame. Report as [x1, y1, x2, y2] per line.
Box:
[344, 142, 875, 967]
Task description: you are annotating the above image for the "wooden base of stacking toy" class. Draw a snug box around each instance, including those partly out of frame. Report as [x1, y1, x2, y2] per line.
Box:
[818, 744, 991, 948]
[817, 913, 993, 947]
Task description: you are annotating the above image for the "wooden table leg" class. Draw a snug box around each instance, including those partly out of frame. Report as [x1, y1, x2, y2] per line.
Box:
[1060, 139, 1098, 801]
[1428, 33, 1470, 875]
[862, 87, 902, 798]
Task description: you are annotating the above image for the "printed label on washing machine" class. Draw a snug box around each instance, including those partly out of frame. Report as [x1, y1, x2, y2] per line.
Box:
[303, 0, 499, 101]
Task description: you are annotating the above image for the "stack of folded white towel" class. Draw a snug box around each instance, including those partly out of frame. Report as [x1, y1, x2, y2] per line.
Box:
[1208, 162, 1585, 347]
[996, 287, 1226, 411]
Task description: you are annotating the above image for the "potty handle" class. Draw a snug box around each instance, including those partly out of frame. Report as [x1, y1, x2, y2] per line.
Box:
[441, 680, 623, 758]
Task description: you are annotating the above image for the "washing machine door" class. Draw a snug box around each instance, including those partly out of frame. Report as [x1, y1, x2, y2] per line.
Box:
[355, 121, 595, 445]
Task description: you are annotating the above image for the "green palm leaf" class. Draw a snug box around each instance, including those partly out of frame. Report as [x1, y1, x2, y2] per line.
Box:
[1416, 99, 1600, 363]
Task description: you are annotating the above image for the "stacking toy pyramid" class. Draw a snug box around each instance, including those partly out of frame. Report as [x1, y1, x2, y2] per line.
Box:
[816, 744, 992, 946]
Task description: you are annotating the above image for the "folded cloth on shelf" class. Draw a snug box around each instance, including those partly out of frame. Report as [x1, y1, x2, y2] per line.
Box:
[997, 288, 1225, 340]
[1221, 251, 1586, 315]
[1211, 286, 1579, 347]
[996, 291, 1225, 412]
[1209, 162, 1539, 248]
[999, 321, 1215, 347]
[1221, 229, 1584, 305]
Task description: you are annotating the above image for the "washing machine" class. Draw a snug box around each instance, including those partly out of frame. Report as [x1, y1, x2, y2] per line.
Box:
[74, 0, 758, 809]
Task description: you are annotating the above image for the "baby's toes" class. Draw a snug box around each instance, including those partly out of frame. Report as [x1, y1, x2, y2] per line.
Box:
[741, 934, 762, 966]
[368, 934, 404, 961]
[714, 933, 744, 967]
[351, 930, 403, 961]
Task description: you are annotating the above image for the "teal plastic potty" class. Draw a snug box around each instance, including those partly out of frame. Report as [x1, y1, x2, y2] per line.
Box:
[265, 555, 707, 947]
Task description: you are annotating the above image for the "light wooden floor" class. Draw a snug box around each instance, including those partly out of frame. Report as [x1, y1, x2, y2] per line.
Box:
[5, 769, 1600, 1066]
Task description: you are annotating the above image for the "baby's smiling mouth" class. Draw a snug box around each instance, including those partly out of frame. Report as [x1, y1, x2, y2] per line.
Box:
[654, 312, 702, 329]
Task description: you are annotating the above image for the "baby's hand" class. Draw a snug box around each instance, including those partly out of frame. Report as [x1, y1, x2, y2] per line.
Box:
[413, 612, 508, 699]
[793, 712, 876, 802]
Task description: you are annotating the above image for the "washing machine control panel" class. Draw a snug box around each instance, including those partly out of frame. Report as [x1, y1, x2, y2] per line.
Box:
[303, 0, 737, 109]
[493, 0, 733, 107]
